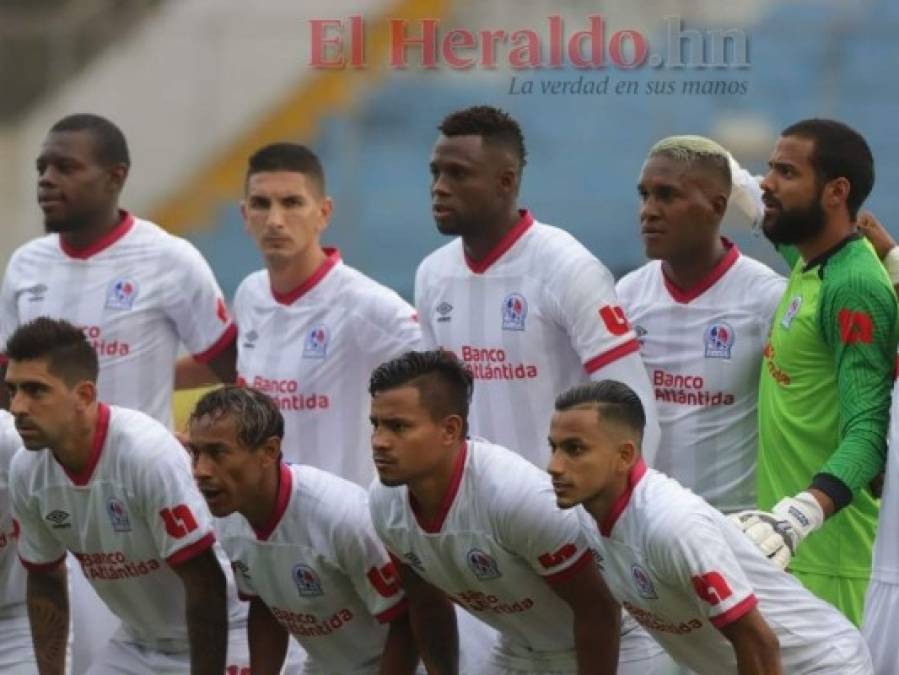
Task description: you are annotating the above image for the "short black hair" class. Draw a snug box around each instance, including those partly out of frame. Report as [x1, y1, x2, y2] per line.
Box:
[49, 114, 130, 168]
[369, 351, 473, 435]
[5, 317, 98, 386]
[781, 118, 874, 220]
[246, 142, 326, 194]
[189, 385, 284, 449]
[555, 380, 646, 438]
[438, 105, 527, 170]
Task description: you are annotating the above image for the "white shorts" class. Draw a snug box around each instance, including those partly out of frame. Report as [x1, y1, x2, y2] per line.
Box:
[863, 578, 897, 675]
[84, 625, 250, 675]
[0, 611, 39, 675]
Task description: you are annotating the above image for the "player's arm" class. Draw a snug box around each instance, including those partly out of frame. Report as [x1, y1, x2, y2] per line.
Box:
[548, 556, 621, 674]
[858, 210, 899, 294]
[26, 558, 69, 675]
[247, 597, 289, 675]
[379, 611, 420, 675]
[174, 345, 237, 389]
[170, 547, 228, 675]
[394, 559, 458, 675]
[718, 608, 782, 675]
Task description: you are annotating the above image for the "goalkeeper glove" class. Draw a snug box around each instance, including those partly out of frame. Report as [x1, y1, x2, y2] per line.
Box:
[728, 491, 825, 570]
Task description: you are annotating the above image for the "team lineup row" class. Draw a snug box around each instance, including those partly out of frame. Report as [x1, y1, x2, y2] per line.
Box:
[0, 106, 897, 674]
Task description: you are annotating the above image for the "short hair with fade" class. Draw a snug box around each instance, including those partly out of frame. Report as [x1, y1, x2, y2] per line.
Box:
[555, 380, 646, 439]
[246, 142, 326, 194]
[50, 113, 130, 168]
[5, 317, 98, 386]
[648, 135, 732, 191]
[369, 350, 473, 435]
[438, 105, 528, 170]
[189, 385, 284, 449]
[781, 118, 874, 220]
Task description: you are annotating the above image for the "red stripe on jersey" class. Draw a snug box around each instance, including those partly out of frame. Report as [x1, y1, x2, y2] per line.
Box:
[167, 531, 216, 567]
[600, 459, 647, 536]
[542, 549, 593, 587]
[663, 239, 740, 304]
[253, 463, 293, 541]
[465, 210, 534, 274]
[710, 594, 758, 629]
[375, 597, 410, 624]
[59, 211, 135, 259]
[62, 403, 110, 486]
[584, 339, 640, 374]
[237, 591, 257, 602]
[271, 248, 341, 305]
[410, 442, 467, 534]
[19, 552, 66, 573]
[192, 322, 237, 364]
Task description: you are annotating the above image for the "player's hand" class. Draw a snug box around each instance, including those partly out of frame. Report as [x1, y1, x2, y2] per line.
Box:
[729, 491, 825, 570]
[728, 511, 793, 569]
[857, 211, 896, 260]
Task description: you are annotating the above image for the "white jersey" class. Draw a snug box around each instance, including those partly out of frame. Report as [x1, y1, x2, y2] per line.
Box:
[415, 211, 659, 469]
[8, 404, 245, 652]
[217, 463, 406, 675]
[370, 439, 611, 671]
[0, 213, 234, 428]
[616, 243, 784, 511]
[869, 355, 899, 585]
[579, 463, 870, 674]
[234, 249, 420, 485]
[0, 410, 26, 617]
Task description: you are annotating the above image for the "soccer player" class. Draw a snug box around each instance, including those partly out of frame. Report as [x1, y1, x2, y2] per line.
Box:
[1, 407, 45, 674]
[731, 119, 897, 625]
[6, 318, 250, 675]
[415, 105, 660, 469]
[186, 385, 417, 675]
[1, 113, 236, 428]
[617, 136, 785, 514]
[177, 143, 420, 487]
[367, 350, 670, 675]
[548, 379, 874, 675]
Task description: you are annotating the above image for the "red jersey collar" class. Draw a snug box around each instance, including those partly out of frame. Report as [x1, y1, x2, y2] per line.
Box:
[410, 442, 468, 534]
[59, 211, 134, 260]
[270, 248, 341, 305]
[464, 210, 534, 274]
[662, 238, 740, 304]
[61, 403, 110, 486]
[600, 458, 647, 537]
[254, 462, 293, 541]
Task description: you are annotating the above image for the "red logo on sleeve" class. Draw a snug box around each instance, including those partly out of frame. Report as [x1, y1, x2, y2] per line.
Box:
[367, 562, 401, 598]
[159, 505, 199, 539]
[216, 297, 229, 324]
[691, 572, 733, 606]
[599, 305, 631, 336]
[838, 309, 873, 344]
[538, 543, 578, 569]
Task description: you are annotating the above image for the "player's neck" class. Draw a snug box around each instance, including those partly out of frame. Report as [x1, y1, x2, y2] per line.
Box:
[408, 443, 463, 524]
[267, 245, 329, 295]
[243, 465, 282, 532]
[50, 405, 99, 476]
[59, 205, 123, 251]
[796, 216, 855, 264]
[662, 237, 727, 292]
[462, 206, 521, 263]
[582, 477, 629, 533]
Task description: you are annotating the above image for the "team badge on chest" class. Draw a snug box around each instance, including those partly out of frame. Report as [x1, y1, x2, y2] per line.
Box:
[106, 497, 131, 533]
[292, 564, 324, 596]
[303, 325, 329, 359]
[501, 293, 528, 331]
[467, 548, 502, 581]
[632, 564, 658, 599]
[704, 322, 735, 359]
[105, 278, 139, 311]
[780, 295, 802, 330]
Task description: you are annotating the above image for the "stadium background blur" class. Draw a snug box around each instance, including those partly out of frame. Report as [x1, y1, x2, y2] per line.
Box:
[0, 0, 896, 428]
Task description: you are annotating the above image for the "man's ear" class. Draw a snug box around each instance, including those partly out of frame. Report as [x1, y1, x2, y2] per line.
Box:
[73, 380, 97, 410]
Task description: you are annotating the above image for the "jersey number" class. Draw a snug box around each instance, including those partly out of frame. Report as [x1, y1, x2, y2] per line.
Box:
[691, 571, 733, 606]
[159, 505, 199, 539]
[367, 562, 401, 598]
[599, 305, 631, 336]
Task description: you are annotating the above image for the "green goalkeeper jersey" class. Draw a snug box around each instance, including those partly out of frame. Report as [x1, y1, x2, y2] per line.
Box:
[757, 235, 897, 578]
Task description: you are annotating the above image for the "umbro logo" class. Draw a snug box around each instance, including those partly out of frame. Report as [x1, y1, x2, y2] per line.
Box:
[45, 510, 71, 529]
[404, 551, 425, 572]
[242, 329, 259, 349]
[17, 283, 47, 303]
[436, 301, 453, 323]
